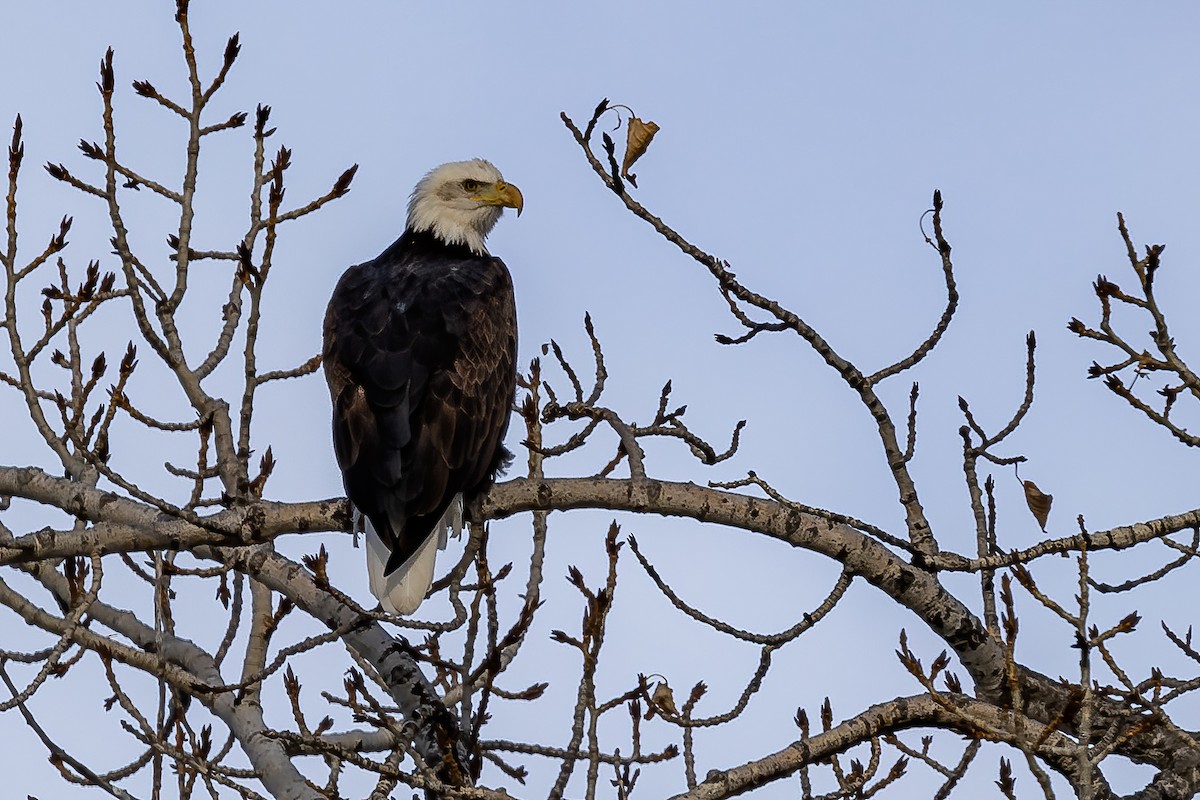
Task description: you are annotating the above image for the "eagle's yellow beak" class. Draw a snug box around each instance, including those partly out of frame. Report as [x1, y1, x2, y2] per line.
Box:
[479, 181, 524, 217]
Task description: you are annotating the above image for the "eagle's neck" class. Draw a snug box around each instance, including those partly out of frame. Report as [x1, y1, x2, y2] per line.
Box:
[391, 228, 485, 262]
[406, 206, 500, 257]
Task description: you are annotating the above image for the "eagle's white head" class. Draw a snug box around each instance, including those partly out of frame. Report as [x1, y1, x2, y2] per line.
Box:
[406, 159, 524, 256]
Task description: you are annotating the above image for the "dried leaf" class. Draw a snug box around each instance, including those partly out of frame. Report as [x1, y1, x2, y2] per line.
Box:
[1022, 480, 1053, 531]
[621, 116, 660, 188]
[651, 680, 677, 717]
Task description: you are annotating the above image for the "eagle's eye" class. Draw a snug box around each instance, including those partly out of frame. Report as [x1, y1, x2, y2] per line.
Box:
[461, 179, 483, 193]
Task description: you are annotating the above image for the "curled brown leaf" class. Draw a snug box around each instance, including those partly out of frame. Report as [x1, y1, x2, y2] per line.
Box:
[651, 680, 678, 717]
[622, 116, 660, 188]
[1022, 480, 1053, 532]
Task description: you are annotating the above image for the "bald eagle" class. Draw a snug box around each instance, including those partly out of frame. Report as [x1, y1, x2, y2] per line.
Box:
[323, 159, 522, 614]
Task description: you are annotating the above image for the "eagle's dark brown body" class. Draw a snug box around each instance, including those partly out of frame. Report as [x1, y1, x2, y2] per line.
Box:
[323, 227, 516, 585]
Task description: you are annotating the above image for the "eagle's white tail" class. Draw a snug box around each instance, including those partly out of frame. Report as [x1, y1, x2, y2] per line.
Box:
[362, 495, 464, 615]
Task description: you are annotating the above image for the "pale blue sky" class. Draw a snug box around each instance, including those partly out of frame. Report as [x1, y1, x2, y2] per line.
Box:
[3, 3, 1200, 797]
